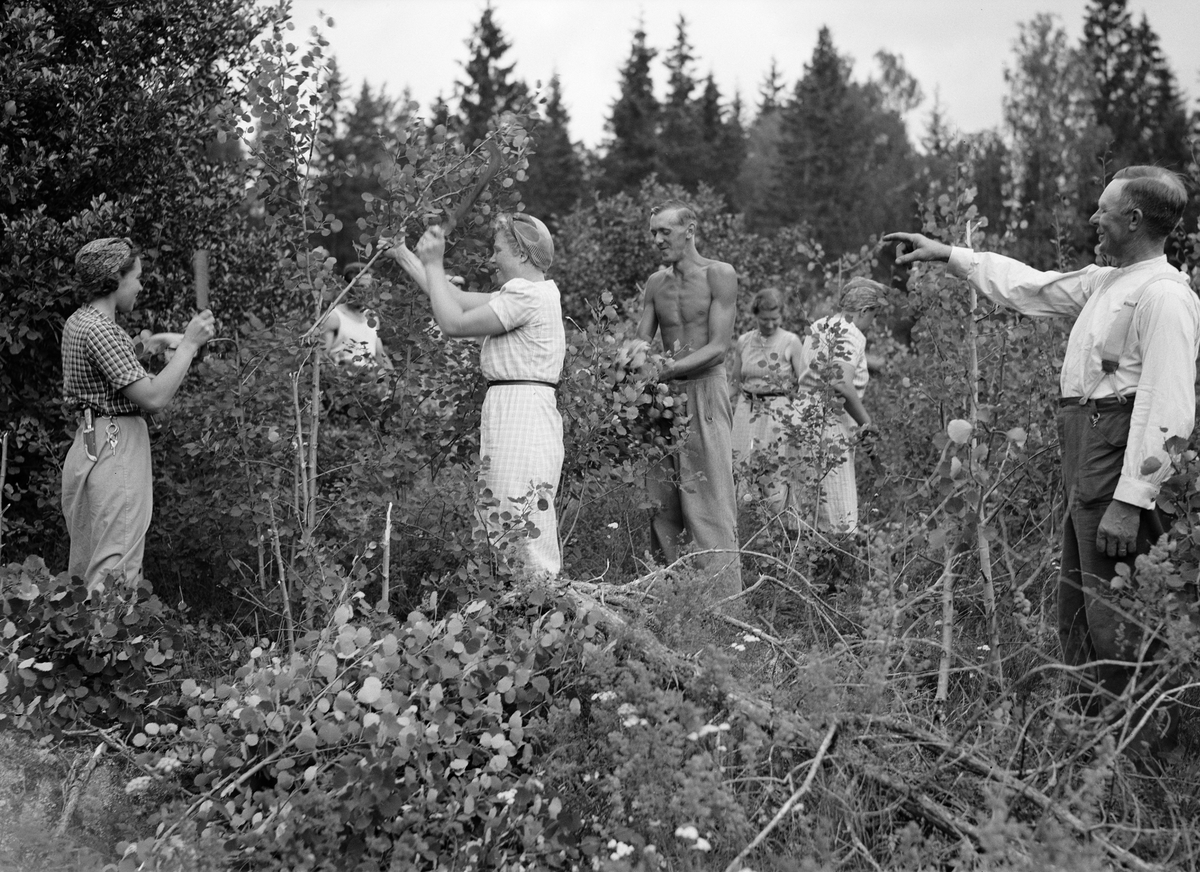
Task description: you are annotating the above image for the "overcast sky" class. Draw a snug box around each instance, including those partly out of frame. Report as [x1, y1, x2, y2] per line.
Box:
[288, 0, 1200, 149]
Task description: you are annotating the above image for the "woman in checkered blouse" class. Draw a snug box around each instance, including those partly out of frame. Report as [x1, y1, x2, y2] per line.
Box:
[61, 238, 214, 588]
[389, 215, 565, 577]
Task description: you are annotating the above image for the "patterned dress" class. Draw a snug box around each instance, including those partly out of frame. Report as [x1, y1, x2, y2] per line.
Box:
[732, 327, 802, 460]
[795, 314, 868, 533]
[730, 327, 803, 524]
[479, 278, 566, 576]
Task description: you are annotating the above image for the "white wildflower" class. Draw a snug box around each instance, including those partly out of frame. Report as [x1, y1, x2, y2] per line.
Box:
[607, 840, 634, 861]
[674, 825, 699, 841]
[154, 756, 182, 774]
[124, 775, 152, 795]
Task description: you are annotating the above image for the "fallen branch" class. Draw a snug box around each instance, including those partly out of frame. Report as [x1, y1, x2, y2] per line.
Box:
[854, 714, 1160, 872]
[724, 720, 838, 872]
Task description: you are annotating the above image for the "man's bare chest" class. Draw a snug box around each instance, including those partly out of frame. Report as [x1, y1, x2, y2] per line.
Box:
[654, 280, 713, 327]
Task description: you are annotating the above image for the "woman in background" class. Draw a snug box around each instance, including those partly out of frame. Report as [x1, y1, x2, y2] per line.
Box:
[795, 277, 886, 533]
[319, 261, 391, 368]
[729, 287, 806, 522]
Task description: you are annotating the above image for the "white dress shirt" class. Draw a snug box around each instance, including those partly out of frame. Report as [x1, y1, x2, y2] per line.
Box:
[948, 247, 1200, 509]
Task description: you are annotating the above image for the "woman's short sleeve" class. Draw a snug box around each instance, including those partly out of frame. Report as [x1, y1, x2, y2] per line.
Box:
[488, 279, 541, 332]
[88, 322, 148, 389]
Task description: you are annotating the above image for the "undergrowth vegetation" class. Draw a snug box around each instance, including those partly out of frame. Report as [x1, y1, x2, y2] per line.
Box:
[4, 6, 1200, 872]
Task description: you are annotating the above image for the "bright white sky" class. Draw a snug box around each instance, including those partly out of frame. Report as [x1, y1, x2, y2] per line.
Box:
[288, 0, 1200, 149]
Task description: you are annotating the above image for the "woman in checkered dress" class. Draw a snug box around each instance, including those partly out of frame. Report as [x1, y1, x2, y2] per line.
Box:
[389, 215, 565, 577]
[61, 238, 214, 588]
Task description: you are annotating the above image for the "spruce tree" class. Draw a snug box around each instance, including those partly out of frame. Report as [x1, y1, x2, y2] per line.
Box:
[599, 22, 659, 195]
[522, 73, 584, 222]
[763, 27, 855, 235]
[657, 15, 702, 189]
[456, 2, 528, 146]
[694, 74, 745, 206]
[1080, 0, 1192, 258]
[1081, 0, 1190, 172]
[765, 27, 917, 255]
[758, 58, 786, 116]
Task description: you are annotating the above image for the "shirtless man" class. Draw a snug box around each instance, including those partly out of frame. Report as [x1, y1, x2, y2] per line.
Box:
[635, 199, 741, 596]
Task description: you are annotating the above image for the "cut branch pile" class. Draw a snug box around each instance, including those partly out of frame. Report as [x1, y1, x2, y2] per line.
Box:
[531, 567, 1166, 872]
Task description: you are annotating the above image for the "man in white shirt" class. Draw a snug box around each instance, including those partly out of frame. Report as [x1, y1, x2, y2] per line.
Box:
[885, 165, 1199, 766]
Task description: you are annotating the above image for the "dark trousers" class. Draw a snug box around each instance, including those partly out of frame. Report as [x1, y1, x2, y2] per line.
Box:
[1058, 399, 1179, 754]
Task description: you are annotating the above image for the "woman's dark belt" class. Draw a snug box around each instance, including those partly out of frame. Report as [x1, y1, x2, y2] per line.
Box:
[487, 379, 559, 390]
[1058, 394, 1134, 409]
[743, 389, 788, 399]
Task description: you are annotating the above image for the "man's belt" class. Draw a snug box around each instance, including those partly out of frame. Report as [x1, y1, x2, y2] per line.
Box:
[1058, 394, 1135, 409]
[487, 379, 559, 390]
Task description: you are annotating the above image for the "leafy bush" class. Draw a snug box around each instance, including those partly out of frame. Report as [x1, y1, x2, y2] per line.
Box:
[117, 592, 608, 870]
[0, 0, 278, 561]
[0, 557, 185, 734]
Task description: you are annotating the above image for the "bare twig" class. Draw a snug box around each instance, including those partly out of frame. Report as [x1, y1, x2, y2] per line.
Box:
[0, 430, 8, 561]
[380, 501, 393, 612]
[935, 546, 959, 712]
[307, 353, 321, 531]
[54, 742, 105, 837]
[724, 720, 838, 872]
[266, 493, 296, 653]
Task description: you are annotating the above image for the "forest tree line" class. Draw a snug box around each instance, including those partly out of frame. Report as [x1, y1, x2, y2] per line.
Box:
[317, 0, 1198, 274]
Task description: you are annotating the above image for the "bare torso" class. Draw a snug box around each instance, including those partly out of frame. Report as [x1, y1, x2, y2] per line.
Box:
[642, 258, 736, 377]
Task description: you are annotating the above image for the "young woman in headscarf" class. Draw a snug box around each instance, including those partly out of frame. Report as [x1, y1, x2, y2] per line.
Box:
[795, 277, 886, 533]
[389, 214, 565, 577]
[61, 237, 214, 588]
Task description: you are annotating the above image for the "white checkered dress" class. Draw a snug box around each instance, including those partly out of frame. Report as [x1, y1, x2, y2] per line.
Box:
[478, 279, 566, 575]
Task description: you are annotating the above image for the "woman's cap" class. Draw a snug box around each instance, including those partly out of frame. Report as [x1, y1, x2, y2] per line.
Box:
[76, 237, 135, 285]
[839, 277, 887, 311]
[510, 213, 553, 270]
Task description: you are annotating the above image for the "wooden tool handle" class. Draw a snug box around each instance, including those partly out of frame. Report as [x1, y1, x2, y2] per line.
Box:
[193, 249, 210, 311]
[193, 249, 210, 360]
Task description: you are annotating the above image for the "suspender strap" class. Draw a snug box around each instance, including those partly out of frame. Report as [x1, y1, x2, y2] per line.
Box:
[1079, 271, 1190, 405]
